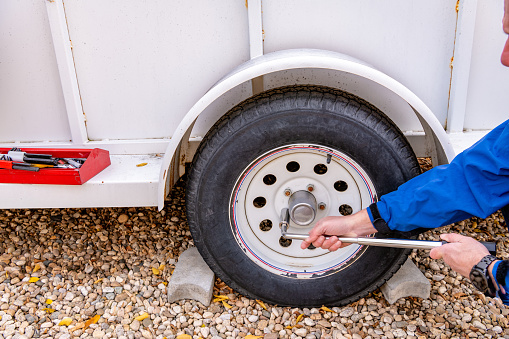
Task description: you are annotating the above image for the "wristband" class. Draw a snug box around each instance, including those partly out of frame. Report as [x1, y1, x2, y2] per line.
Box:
[470, 255, 499, 296]
[368, 203, 391, 235]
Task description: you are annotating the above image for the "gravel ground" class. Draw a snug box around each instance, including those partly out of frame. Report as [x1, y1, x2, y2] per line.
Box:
[1, 163, 509, 339]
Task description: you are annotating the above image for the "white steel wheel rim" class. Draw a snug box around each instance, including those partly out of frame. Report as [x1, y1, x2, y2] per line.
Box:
[230, 144, 377, 278]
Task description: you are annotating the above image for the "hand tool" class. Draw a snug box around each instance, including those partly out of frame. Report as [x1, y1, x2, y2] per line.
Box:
[7, 149, 87, 168]
[8, 148, 52, 160]
[7, 150, 57, 165]
[0, 160, 40, 172]
[279, 208, 497, 255]
[63, 158, 85, 168]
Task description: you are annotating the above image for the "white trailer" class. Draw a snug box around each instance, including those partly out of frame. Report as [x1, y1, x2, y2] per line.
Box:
[1, 0, 508, 306]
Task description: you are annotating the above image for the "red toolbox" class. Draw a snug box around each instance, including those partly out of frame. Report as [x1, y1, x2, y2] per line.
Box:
[0, 148, 110, 185]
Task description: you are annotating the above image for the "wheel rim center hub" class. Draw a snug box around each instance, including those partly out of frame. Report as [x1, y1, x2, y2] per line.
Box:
[288, 190, 317, 226]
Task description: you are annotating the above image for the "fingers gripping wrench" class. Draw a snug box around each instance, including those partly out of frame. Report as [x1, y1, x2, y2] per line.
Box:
[279, 208, 497, 254]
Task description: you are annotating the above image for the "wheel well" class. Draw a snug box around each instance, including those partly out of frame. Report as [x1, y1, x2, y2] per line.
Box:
[187, 77, 427, 167]
[159, 49, 453, 209]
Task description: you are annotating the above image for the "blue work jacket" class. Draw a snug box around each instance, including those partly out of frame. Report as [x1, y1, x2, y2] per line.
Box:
[368, 119, 509, 303]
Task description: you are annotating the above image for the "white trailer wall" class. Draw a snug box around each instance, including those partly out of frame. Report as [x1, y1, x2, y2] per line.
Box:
[63, 0, 250, 141]
[2, 1, 507, 147]
[464, 1, 509, 130]
[262, 0, 458, 133]
[0, 1, 70, 143]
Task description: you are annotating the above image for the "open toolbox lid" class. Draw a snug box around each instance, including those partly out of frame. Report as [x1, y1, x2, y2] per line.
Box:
[0, 148, 110, 185]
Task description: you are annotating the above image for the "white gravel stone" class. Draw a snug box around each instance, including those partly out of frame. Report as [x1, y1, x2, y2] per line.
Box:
[295, 328, 308, 336]
[201, 327, 210, 337]
[248, 315, 259, 323]
[25, 326, 34, 338]
[131, 320, 141, 331]
[462, 314, 472, 322]
[429, 261, 441, 271]
[64, 292, 75, 301]
[142, 330, 153, 338]
[339, 307, 354, 317]
[93, 330, 105, 338]
[220, 314, 231, 321]
[304, 317, 315, 326]
[4, 324, 16, 336]
[78, 286, 88, 296]
[472, 320, 487, 331]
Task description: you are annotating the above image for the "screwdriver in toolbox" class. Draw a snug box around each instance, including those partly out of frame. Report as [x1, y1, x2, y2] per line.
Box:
[0, 160, 40, 172]
[7, 149, 57, 166]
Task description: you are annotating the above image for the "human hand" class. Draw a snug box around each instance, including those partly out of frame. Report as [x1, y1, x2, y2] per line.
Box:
[429, 233, 490, 278]
[300, 209, 377, 251]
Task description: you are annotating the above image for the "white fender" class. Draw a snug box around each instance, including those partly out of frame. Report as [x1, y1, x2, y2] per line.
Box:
[157, 49, 455, 209]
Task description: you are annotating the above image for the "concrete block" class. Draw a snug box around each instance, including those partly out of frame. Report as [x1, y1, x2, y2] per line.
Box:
[381, 258, 430, 304]
[167, 247, 215, 306]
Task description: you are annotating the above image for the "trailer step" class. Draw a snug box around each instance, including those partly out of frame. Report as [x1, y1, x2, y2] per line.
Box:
[0, 155, 161, 209]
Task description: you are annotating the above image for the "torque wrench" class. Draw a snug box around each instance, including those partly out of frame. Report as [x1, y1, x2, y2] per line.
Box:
[279, 208, 497, 254]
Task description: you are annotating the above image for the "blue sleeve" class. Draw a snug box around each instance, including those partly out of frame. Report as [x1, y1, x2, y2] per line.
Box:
[373, 119, 509, 232]
[492, 261, 509, 305]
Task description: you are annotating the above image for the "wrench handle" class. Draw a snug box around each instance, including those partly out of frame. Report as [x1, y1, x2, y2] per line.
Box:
[440, 240, 497, 255]
[283, 232, 497, 254]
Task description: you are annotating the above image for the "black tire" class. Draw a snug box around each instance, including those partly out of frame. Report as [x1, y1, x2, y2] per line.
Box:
[186, 85, 420, 307]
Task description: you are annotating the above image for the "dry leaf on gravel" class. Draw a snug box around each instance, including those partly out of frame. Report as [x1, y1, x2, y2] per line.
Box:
[135, 312, 149, 321]
[58, 317, 72, 326]
[256, 299, 267, 310]
[222, 300, 232, 309]
[213, 294, 229, 302]
[321, 306, 334, 313]
[84, 314, 100, 329]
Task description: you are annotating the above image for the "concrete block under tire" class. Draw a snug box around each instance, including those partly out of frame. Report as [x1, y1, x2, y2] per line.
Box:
[167, 247, 215, 306]
[381, 258, 430, 304]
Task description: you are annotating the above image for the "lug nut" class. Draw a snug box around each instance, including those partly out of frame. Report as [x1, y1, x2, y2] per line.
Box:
[284, 188, 292, 196]
[307, 184, 314, 192]
[318, 202, 326, 210]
